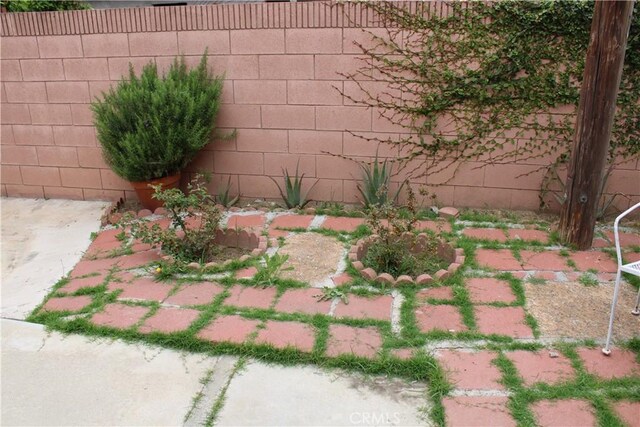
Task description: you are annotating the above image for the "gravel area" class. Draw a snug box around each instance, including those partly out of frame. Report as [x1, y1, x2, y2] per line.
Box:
[278, 233, 344, 287]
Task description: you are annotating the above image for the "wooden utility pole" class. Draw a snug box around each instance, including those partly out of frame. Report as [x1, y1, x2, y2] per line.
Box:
[559, 0, 635, 250]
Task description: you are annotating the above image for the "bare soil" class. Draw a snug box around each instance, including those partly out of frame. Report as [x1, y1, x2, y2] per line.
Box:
[278, 233, 345, 286]
[208, 246, 251, 263]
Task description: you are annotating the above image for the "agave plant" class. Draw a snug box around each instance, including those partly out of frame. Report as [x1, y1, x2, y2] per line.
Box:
[268, 162, 318, 209]
[357, 153, 405, 208]
[216, 176, 240, 208]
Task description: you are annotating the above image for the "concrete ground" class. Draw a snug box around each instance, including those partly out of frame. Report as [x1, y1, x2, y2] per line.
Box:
[0, 197, 432, 426]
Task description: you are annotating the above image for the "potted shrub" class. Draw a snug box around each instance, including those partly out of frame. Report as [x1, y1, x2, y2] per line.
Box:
[92, 53, 224, 210]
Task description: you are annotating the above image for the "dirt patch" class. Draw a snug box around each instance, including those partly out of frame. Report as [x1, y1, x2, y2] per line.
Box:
[278, 233, 345, 286]
[524, 281, 640, 341]
[208, 246, 251, 263]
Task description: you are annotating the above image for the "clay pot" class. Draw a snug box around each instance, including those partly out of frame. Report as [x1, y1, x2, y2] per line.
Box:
[130, 172, 181, 211]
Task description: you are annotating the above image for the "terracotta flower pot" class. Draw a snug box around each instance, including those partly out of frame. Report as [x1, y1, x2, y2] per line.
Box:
[130, 172, 181, 211]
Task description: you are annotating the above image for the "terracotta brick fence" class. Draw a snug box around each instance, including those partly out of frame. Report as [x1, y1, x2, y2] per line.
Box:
[1, 2, 638, 210]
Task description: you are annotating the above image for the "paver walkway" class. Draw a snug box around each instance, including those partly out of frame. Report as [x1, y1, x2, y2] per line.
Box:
[30, 208, 640, 426]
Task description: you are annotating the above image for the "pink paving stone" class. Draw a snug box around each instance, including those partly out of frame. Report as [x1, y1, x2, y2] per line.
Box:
[533, 271, 558, 281]
[164, 282, 225, 306]
[70, 258, 118, 277]
[437, 350, 503, 390]
[61, 273, 106, 293]
[466, 277, 517, 304]
[268, 229, 289, 238]
[416, 220, 452, 233]
[462, 228, 508, 242]
[475, 306, 534, 338]
[605, 231, 640, 248]
[43, 295, 93, 312]
[321, 216, 365, 232]
[520, 250, 570, 271]
[269, 214, 314, 230]
[254, 320, 316, 352]
[476, 249, 522, 271]
[91, 303, 150, 329]
[505, 350, 575, 386]
[331, 272, 353, 286]
[115, 277, 173, 302]
[326, 324, 382, 358]
[274, 288, 332, 315]
[415, 305, 467, 333]
[226, 214, 266, 229]
[577, 348, 640, 380]
[443, 396, 515, 427]
[197, 315, 260, 344]
[84, 238, 124, 258]
[506, 228, 549, 243]
[235, 266, 258, 279]
[612, 401, 640, 427]
[570, 251, 618, 273]
[332, 295, 393, 321]
[531, 400, 597, 427]
[438, 207, 459, 219]
[417, 287, 454, 301]
[225, 285, 277, 309]
[138, 307, 200, 334]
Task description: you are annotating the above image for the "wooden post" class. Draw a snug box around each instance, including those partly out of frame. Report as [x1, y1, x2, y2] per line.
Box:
[559, 0, 635, 250]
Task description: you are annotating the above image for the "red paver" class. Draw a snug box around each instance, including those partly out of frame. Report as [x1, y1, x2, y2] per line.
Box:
[226, 214, 266, 229]
[225, 285, 277, 310]
[235, 266, 258, 279]
[113, 250, 162, 270]
[139, 307, 200, 334]
[533, 271, 558, 281]
[43, 295, 92, 312]
[577, 348, 640, 380]
[605, 231, 640, 248]
[531, 399, 596, 427]
[437, 350, 503, 390]
[331, 273, 353, 286]
[61, 273, 106, 293]
[612, 401, 640, 427]
[274, 288, 332, 315]
[333, 295, 393, 321]
[321, 216, 365, 232]
[570, 251, 618, 273]
[415, 305, 467, 333]
[506, 350, 575, 386]
[476, 249, 522, 271]
[507, 228, 549, 243]
[91, 303, 150, 329]
[164, 282, 225, 306]
[443, 396, 515, 427]
[270, 214, 314, 230]
[462, 228, 508, 242]
[326, 324, 382, 358]
[417, 287, 454, 301]
[197, 315, 260, 344]
[466, 277, 516, 304]
[254, 320, 316, 352]
[520, 251, 569, 271]
[475, 306, 534, 338]
[114, 277, 173, 302]
[85, 238, 124, 258]
[416, 220, 452, 233]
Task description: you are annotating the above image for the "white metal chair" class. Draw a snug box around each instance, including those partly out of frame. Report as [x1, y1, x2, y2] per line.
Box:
[602, 201, 640, 356]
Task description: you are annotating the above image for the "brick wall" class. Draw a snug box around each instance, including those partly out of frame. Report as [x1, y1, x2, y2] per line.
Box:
[1, 2, 638, 210]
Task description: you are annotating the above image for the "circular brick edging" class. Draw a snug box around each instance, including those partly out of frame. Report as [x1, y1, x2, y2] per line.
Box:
[349, 233, 465, 286]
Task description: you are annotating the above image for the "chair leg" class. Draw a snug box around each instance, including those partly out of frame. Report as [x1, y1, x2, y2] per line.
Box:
[632, 285, 640, 316]
[603, 270, 623, 356]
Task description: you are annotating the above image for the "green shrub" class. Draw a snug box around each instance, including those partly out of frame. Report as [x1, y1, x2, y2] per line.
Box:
[357, 153, 404, 209]
[91, 53, 224, 182]
[2, 0, 90, 12]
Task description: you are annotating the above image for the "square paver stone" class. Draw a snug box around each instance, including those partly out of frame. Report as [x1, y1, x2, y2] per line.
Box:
[333, 295, 393, 321]
[415, 305, 467, 333]
[138, 307, 200, 334]
[91, 303, 150, 329]
[226, 214, 266, 229]
[43, 296, 93, 312]
[570, 251, 618, 273]
[612, 401, 640, 427]
[577, 348, 640, 379]
[197, 315, 260, 344]
[254, 320, 315, 352]
[270, 214, 314, 230]
[61, 273, 106, 293]
[321, 216, 365, 232]
[475, 306, 533, 338]
[164, 282, 224, 306]
[437, 350, 503, 390]
[417, 287, 454, 301]
[520, 251, 570, 271]
[274, 288, 332, 315]
[505, 350, 575, 386]
[475, 249, 522, 271]
[115, 277, 173, 302]
[462, 228, 508, 242]
[443, 396, 515, 427]
[467, 277, 516, 304]
[507, 228, 549, 243]
[531, 399, 596, 427]
[235, 266, 258, 279]
[326, 325, 382, 358]
[225, 285, 276, 309]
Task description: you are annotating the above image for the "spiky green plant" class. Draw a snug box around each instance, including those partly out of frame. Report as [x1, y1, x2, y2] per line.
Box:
[216, 176, 240, 208]
[268, 163, 318, 209]
[91, 52, 224, 182]
[357, 153, 404, 208]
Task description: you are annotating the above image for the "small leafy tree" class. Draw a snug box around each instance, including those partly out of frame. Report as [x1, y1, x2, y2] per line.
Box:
[92, 53, 225, 182]
[1, 0, 90, 12]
